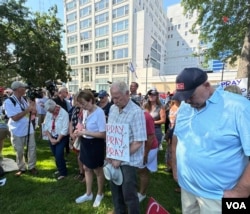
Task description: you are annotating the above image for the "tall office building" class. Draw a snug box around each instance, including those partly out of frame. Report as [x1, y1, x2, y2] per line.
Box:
[64, 1, 237, 94]
[164, 3, 207, 75]
[64, 0, 167, 93]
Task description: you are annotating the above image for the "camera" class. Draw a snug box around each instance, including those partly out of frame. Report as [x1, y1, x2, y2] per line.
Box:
[45, 80, 57, 97]
[91, 89, 99, 98]
[26, 84, 43, 101]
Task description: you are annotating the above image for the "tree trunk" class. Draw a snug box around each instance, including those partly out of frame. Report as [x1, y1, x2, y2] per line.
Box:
[237, 26, 250, 89]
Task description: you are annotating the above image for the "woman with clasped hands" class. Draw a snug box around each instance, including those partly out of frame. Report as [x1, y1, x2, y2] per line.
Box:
[74, 90, 106, 208]
[43, 99, 69, 180]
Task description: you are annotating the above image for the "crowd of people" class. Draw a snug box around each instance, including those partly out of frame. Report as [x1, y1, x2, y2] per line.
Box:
[0, 67, 250, 213]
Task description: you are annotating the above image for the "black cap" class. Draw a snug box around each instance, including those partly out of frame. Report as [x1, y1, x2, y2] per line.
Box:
[148, 88, 159, 95]
[172, 67, 208, 101]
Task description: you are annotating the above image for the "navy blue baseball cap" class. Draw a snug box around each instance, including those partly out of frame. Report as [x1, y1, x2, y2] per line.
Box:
[98, 90, 108, 98]
[172, 67, 208, 101]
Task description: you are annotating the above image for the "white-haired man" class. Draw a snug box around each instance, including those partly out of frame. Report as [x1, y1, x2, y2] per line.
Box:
[4, 81, 37, 176]
[107, 81, 147, 213]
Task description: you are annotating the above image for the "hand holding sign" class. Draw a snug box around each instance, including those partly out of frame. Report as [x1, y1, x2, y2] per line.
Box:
[106, 123, 130, 162]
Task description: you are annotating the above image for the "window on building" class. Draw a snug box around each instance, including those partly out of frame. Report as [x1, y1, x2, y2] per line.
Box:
[112, 34, 128, 46]
[95, 12, 109, 25]
[81, 43, 92, 52]
[80, 18, 92, 29]
[82, 67, 92, 82]
[112, 0, 125, 5]
[95, 25, 109, 37]
[185, 22, 188, 28]
[95, 0, 109, 12]
[67, 23, 77, 33]
[81, 55, 92, 63]
[80, 6, 91, 17]
[68, 57, 78, 65]
[96, 65, 109, 74]
[66, 12, 77, 22]
[96, 52, 109, 61]
[95, 39, 109, 49]
[113, 48, 128, 59]
[112, 5, 129, 19]
[80, 0, 90, 6]
[112, 63, 127, 73]
[112, 19, 128, 33]
[67, 35, 77, 44]
[80, 30, 92, 40]
[178, 24, 181, 29]
[66, 1, 76, 11]
[177, 41, 179, 46]
[170, 17, 173, 22]
[70, 69, 78, 77]
[68, 46, 77, 54]
[185, 31, 188, 36]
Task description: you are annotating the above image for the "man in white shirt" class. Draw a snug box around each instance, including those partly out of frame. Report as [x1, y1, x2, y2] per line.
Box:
[4, 81, 37, 176]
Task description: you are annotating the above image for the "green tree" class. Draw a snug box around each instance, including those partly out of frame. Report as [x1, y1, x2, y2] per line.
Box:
[0, 0, 29, 86]
[181, 0, 250, 86]
[0, 0, 71, 88]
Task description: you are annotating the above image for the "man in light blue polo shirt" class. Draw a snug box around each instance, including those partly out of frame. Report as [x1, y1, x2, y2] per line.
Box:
[172, 68, 250, 214]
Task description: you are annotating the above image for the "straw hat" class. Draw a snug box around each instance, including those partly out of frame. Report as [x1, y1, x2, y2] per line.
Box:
[103, 163, 123, 185]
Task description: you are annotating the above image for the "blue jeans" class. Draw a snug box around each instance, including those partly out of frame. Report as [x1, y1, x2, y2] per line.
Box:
[49, 136, 67, 176]
[155, 126, 163, 147]
[110, 165, 139, 214]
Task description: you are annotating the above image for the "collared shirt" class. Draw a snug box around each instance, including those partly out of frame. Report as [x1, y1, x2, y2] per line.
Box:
[108, 99, 147, 167]
[4, 96, 34, 137]
[174, 87, 250, 199]
[35, 97, 48, 115]
[43, 107, 69, 137]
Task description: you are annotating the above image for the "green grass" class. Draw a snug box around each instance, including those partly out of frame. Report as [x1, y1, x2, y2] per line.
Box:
[0, 132, 181, 214]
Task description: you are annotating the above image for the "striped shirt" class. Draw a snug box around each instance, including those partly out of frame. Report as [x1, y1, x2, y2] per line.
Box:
[108, 99, 147, 167]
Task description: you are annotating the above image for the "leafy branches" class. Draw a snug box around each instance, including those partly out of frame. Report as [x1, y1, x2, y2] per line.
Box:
[182, 0, 250, 65]
[0, 0, 70, 87]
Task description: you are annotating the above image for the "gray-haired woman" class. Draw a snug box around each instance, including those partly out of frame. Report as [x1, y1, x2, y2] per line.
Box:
[43, 99, 69, 180]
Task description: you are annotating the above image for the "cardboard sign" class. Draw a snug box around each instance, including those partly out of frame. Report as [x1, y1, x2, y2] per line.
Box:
[146, 197, 170, 214]
[106, 123, 130, 162]
[220, 78, 248, 96]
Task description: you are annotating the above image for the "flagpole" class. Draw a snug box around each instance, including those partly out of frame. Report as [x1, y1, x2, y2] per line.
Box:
[145, 55, 150, 94]
[127, 64, 129, 85]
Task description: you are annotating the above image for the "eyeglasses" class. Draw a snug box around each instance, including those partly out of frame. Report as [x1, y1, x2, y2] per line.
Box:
[99, 97, 105, 99]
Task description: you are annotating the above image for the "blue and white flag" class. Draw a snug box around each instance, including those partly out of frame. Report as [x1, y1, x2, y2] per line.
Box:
[129, 62, 137, 78]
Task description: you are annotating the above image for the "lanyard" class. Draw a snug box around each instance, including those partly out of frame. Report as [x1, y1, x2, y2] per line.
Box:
[12, 95, 27, 111]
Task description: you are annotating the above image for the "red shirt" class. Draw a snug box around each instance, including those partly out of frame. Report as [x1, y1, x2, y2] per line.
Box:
[144, 111, 158, 149]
